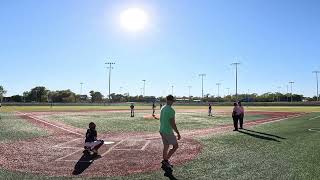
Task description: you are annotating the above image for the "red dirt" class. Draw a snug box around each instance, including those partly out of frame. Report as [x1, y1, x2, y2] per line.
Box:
[0, 111, 305, 177]
[143, 114, 160, 120]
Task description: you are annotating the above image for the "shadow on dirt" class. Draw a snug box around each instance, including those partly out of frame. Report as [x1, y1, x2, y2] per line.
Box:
[72, 154, 94, 175]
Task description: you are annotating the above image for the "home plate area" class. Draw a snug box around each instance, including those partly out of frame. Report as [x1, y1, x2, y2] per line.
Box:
[54, 138, 150, 162]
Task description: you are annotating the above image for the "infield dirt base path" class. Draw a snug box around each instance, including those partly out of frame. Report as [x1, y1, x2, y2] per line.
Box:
[0, 111, 305, 177]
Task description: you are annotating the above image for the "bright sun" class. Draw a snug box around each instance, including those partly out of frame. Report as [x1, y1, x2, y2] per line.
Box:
[120, 8, 148, 31]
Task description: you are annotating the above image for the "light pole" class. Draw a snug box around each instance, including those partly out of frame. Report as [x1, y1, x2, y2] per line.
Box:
[227, 88, 230, 96]
[313, 71, 320, 101]
[231, 62, 241, 101]
[80, 82, 83, 95]
[216, 83, 221, 97]
[199, 74, 206, 99]
[188, 86, 192, 100]
[289, 81, 294, 102]
[171, 85, 174, 95]
[277, 86, 281, 102]
[142, 80, 146, 96]
[105, 62, 115, 101]
[286, 84, 289, 102]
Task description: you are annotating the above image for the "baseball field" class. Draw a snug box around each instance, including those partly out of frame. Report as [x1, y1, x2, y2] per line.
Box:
[0, 105, 320, 179]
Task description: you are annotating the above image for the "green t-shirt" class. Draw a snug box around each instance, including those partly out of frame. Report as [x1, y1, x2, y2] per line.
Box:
[159, 105, 175, 135]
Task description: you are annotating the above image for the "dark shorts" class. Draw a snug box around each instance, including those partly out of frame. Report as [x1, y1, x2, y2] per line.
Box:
[160, 132, 178, 145]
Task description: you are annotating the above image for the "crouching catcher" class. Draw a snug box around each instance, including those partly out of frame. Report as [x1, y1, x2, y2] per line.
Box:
[83, 122, 104, 157]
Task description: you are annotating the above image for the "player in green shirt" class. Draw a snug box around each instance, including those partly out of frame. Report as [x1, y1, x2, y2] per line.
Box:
[159, 95, 181, 168]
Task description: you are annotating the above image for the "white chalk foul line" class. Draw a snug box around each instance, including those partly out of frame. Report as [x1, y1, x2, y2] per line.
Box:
[309, 115, 320, 121]
[308, 128, 320, 132]
[16, 111, 82, 136]
[53, 138, 82, 148]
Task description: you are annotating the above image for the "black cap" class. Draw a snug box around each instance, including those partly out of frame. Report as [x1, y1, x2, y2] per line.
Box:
[166, 95, 175, 101]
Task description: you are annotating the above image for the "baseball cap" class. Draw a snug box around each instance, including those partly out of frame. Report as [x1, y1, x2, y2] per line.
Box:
[166, 95, 175, 101]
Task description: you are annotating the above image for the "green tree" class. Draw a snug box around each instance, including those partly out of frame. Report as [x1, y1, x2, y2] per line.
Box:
[0, 85, 7, 103]
[90, 91, 104, 103]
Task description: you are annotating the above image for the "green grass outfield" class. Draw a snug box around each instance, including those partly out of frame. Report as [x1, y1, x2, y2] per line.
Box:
[0, 107, 320, 179]
[1, 105, 320, 112]
[43, 112, 267, 132]
[0, 112, 319, 179]
[0, 112, 48, 142]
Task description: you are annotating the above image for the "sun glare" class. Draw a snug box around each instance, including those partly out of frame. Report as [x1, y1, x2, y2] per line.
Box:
[120, 8, 148, 31]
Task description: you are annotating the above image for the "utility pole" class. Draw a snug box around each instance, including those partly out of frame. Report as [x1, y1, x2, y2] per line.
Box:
[105, 62, 115, 102]
[199, 74, 206, 100]
[226, 87, 230, 98]
[313, 71, 320, 101]
[286, 84, 289, 102]
[171, 85, 174, 96]
[80, 82, 83, 95]
[216, 83, 221, 97]
[277, 86, 281, 102]
[289, 81, 294, 102]
[188, 86, 192, 101]
[231, 62, 241, 101]
[142, 80, 146, 96]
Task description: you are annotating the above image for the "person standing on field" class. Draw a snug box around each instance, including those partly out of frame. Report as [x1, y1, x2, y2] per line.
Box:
[232, 102, 241, 131]
[152, 102, 156, 116]
[238, 102, 244, 129]
[159, 95, 181, 168]
[130, 103, 135, 117]
[208, 103, 212, 116]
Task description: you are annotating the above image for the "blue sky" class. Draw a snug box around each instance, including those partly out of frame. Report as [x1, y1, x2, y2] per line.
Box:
[1, 0, 320, 97]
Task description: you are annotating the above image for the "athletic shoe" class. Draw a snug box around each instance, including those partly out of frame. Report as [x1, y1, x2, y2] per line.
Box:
[161, 160, 173, 168]
[233, 129, 238, 131]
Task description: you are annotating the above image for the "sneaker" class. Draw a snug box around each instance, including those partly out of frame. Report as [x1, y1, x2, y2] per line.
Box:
[161, 160, 173, 168]
[233, 129, 238, 131]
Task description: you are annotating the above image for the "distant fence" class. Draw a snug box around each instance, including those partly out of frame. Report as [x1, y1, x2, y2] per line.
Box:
[2, 102, 320, 106]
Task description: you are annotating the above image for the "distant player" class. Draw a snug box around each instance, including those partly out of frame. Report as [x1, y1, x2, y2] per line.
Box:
[130, 103, 135, 117]
[160, 103, 163, 109]
[83, 122, 104, 157]
[238, 102, 244, 129]
[208, 104, 212, 116]
[232, 102, 241, 131]
[152, 102, 156, 116]
[160, 95, 181, 171]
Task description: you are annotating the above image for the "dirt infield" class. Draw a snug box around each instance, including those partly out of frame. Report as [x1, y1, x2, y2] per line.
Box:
[0, 111, 305, 177]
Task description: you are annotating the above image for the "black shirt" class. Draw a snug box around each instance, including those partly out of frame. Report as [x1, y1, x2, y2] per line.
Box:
[85, 129, 97, 142]
[130, 105, 134, 109]
[209, 105, 212, 110]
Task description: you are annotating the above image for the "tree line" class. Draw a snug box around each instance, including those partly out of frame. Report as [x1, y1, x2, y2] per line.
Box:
[0, 85, 316, 103]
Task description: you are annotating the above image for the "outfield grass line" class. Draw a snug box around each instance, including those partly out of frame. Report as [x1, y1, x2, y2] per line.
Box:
[308, 115, 320, 120]
[16, 111, 83, 136]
